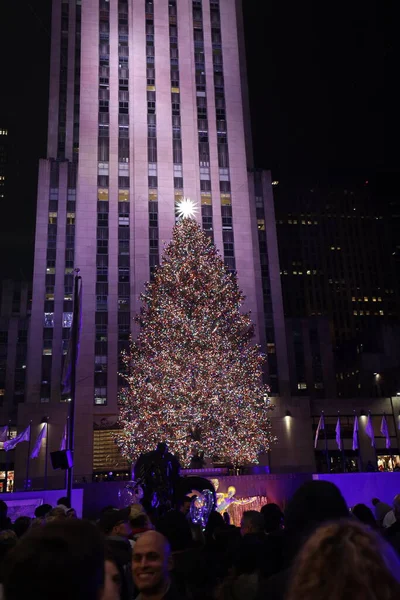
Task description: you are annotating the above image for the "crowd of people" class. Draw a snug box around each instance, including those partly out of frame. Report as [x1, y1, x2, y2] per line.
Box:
[0, 483, 400, 599]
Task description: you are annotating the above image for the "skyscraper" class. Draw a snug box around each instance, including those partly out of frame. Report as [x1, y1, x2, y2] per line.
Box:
[22, 0, 288, 482]
[274, 178, 400, 397]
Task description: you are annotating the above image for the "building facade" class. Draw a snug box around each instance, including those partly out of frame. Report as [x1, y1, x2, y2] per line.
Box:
[0, 280, 31, 492]
[23, 0, 289, 483]
[273, 179, 400, 397]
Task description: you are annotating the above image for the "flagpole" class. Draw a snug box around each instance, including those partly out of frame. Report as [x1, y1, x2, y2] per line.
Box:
[44, 420, 49, 490]
[67, 271, 81, 505]
[384, 413, 394, 471]
[322, 412, 330, 472]
[369, 412, 378, 470]
[5, 421, 10, 492]
[25, 422, 32, 491]
[354, 411, 361, 472]
[338, 412, 345, 472]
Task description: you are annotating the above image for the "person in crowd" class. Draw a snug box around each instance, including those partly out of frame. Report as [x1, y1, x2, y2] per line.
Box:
[130, 504, 152, 549]
[2, 519, 106, 600]
[99, 508, 133, 600]
[372, 497, 392, 526]
[178, 496, 192, 518]
[222, 512, 231, 526]
[352, 504, 377, 529]
[217, 535, 264, 600]
[240, 511, 265, 538]
[257, 480, 349, 600]
[0, 530, 18, 585]
[66, 507, 78, 519]
[34, 503, 52, 519]
[57, 496, 71, 510]
[385, 494, 400, 554]
[103, 549, 123, 600]
[157, 509, 214, 599]
[46, 506, 68, 522]
[286, 520, 400, 600]
[0, 501, 11, 532]
[12, 516, 31, 538]
[132, 531, 178, 600]
[190, 523, 206, 548]
[260, 503, 284, 534]
[239, 510, 284, 581]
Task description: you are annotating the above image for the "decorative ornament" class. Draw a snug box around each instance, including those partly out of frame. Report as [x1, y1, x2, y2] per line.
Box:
[189, 489, 214, 528]
[118, 480, 144, 508]
[176, 197, 199, 220]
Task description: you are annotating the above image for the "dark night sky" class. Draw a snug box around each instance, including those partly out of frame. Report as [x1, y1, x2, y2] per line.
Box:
[0, 0, 398, 280]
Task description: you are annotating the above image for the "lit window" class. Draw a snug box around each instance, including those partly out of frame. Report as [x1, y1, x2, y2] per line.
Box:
[44, 313, 54, 327]
[94, 387, 107, 405]
[258, 219, 265, 231]
[40, 397, 50, 403]
[200, 166, 210, 180]
[98, 162, 109, 176]
[118, 162, 129, 176]
[267, 344, 276, 354]
[315, 383, 324, 389]
[62, 312, 73, 328]
[98, 188, 109, 201]
[48, 212, 58, 224]
[42, 349, 52, 356]
[148, 163, 157, 177]
[173, 164, 183, 177]
[119, 190, 129, 202]
[297, 383, 307, 390]
[380, 310, 384, 316]
[67, 213, 75, 225]
[219, 168, 230, 181]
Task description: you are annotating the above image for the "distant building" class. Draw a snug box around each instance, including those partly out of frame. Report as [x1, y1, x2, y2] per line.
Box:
[0, 280, 31, 492]
[274, 179, 399, 396]
[285, 316, 337, 399]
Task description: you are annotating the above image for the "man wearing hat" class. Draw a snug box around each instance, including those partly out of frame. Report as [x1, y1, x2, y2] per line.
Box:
[99, 507, 133, 600]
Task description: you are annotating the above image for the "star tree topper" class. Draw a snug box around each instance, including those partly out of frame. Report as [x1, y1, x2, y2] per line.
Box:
[176, 198, 199, 220]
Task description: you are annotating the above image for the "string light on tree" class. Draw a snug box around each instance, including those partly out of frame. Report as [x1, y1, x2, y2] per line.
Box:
[115, 216, 276, 466]
[176, 198, 199, 220]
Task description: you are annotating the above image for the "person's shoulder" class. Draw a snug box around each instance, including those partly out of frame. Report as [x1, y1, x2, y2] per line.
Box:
[165, 584, 188, 600]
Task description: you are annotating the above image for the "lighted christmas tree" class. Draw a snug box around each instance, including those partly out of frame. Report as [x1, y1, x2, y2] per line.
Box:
[115, 205, 275, 466]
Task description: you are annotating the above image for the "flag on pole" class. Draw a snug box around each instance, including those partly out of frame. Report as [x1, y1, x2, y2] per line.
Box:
[60, 424, 67, 451]
[0, 425, 8, 443]
[3, 424, 30, 452]
[30, 424, 47, 459]
[380, 415, 391, 449]
[335, 417, 342, 450]
[61, 277, 82, 395]
[314, 414, 325, 448]
[365, 414, 375, 447]
[352, 416, 359, 451]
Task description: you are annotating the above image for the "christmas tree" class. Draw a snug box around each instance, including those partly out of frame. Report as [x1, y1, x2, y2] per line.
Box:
[115, 209, 275, 466]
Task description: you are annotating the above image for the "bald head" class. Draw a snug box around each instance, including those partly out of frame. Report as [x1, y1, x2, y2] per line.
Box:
[135, 531, 171, 556]
[132, 531, 172, 595]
